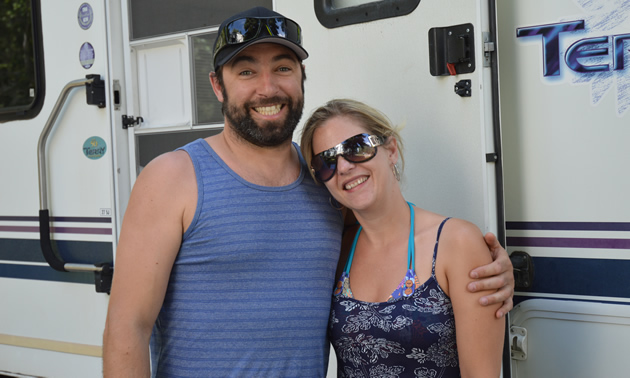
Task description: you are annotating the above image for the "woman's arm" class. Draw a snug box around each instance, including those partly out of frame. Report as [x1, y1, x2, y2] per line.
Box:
[440, 219, 505, 378]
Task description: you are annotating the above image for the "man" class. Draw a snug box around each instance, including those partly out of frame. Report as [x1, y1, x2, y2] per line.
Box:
[103, 7, 514, 377]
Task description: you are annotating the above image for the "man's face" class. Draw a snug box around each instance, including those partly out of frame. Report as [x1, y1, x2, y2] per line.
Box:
[213, 43, 305, 147]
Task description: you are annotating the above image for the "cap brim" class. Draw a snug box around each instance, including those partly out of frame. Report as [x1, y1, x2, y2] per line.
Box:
[214, 36, 308, 71]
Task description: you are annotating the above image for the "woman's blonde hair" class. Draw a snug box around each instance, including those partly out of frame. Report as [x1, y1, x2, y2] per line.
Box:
[300, 99, 404, 183]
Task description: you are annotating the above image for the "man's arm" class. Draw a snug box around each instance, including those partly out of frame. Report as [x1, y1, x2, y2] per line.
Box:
[467, 232, 515, 318]
[103, 151, 196, 377]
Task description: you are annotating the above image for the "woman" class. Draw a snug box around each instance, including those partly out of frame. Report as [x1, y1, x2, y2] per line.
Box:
[301, 99, 504, 377]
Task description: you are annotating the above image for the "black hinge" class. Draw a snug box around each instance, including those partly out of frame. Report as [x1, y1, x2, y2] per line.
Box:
[122, 115, 144, 129]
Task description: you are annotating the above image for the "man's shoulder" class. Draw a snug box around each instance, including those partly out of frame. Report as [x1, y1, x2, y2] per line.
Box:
[134, 150, 195, 195]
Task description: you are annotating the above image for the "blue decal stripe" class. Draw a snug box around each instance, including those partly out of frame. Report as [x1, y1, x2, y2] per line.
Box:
[0, 263, 94, 284]
[519, 257, 630, 299]
[0, 239, 113, 265]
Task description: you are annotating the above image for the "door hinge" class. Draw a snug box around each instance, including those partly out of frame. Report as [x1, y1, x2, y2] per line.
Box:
[510, 326, 528, 360]
[122, 115, 144, 129]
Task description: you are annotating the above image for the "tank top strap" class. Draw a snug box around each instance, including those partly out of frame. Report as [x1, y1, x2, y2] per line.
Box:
[431, 217, 452, 276]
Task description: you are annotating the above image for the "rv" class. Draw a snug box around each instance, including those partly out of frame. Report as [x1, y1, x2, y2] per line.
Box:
[1, 0, 628, 376]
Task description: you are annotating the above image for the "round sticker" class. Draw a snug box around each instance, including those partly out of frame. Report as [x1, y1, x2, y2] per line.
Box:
[83, 136, 107, 160]
[79, 42, 95, 69]
[78, 3, 94, 30]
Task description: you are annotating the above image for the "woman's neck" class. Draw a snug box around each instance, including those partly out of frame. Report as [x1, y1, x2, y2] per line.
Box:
[352, 194, 411, 249]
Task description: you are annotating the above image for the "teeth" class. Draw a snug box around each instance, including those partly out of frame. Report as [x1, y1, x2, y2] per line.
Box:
[255, 104, 282, 116]
[345, 177, 367, 190]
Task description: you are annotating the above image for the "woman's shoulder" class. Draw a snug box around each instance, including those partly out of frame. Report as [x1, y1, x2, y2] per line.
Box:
[439, 217, 492, 264]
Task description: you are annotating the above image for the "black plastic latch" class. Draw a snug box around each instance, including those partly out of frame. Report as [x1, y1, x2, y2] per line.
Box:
[85, 74, 106, 108]
[510, 251, 535, 290]
[122, 115, 144, 129]
[429, 23, 476, 76]
[455, 80, 472, 97]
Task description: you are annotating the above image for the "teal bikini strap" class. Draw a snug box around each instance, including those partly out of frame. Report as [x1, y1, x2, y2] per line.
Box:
[407, 202, 415, 270]
[344, 201, 416, 274]
[344, 226, 362, 274]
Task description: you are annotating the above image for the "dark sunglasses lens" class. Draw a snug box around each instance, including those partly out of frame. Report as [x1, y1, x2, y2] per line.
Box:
[263, 18, 301, 43]
[226, 18, 261, 44]
[343, 135, 377, 162]
[312, 154, 336, 182]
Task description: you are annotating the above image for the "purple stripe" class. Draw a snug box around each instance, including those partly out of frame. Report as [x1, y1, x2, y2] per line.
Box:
[0, 225, 111, 235]
[506, 222, 630, 231]
[508, 237, 630, 249]
[0, 216, 111, 223]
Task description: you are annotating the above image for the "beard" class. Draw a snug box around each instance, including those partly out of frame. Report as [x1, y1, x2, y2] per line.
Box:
[222, 89, 304, 148]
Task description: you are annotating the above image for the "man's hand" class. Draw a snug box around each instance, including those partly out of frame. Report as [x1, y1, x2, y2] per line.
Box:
[467, 232, 514, 318]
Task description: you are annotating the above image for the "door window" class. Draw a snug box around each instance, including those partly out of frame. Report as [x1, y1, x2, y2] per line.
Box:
[0, 0, 44, 121]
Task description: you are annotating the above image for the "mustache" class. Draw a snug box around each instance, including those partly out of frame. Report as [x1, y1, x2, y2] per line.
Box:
[245, 96, 290, 108]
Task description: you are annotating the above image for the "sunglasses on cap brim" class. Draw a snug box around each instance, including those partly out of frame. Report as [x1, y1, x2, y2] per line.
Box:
[310, 133, 386, 183]
[213, 16, 302, 58]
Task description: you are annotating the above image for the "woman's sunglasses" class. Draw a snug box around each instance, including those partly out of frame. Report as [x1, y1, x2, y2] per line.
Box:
[213, 16, 302, 61]
[311, 133, 385, 183]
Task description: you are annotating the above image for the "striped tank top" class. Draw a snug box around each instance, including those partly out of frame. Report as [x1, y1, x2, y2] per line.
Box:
[150, 139, 343, 377]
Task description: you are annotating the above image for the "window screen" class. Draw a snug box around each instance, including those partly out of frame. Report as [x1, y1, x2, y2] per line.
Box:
[191, 33, 223, 125]
[129, 0, 272, 40]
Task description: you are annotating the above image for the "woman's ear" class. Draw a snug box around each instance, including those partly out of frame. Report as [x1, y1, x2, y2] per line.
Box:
[385, 137, 399, 165]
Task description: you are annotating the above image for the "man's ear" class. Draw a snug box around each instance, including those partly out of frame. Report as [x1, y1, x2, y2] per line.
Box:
[209, 72, 224, 103]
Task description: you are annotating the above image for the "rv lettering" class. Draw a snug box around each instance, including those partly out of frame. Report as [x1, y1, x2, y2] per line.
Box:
[517, 20, 630, 77]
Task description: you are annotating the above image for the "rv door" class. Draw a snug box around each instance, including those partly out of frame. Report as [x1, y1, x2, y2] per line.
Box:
[289, 0, 508, 375]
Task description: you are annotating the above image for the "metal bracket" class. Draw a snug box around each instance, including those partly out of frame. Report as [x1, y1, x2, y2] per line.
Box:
[94, 263, 113, 294]
[510, 326, 528, 360]
[483, 32, 495, 67]
[113, 80, 121, 111]
[455, 79, 472, 97]
[122, 115, 144, 129]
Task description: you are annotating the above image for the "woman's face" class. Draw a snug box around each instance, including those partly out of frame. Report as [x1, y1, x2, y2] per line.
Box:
[311, 115, 398, 212]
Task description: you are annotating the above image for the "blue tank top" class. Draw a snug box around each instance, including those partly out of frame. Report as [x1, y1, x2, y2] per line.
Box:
[329, 205, 459, 377]
[150, 139, 343, 377]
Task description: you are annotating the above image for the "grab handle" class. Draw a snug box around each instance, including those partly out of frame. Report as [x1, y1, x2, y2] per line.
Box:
[36, 76, 112, 293]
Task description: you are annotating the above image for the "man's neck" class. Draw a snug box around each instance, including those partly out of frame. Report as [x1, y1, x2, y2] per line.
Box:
[206, 128, 301, 187]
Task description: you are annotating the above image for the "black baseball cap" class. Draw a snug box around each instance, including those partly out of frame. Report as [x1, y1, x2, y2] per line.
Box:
[212, 7, 308, 71]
